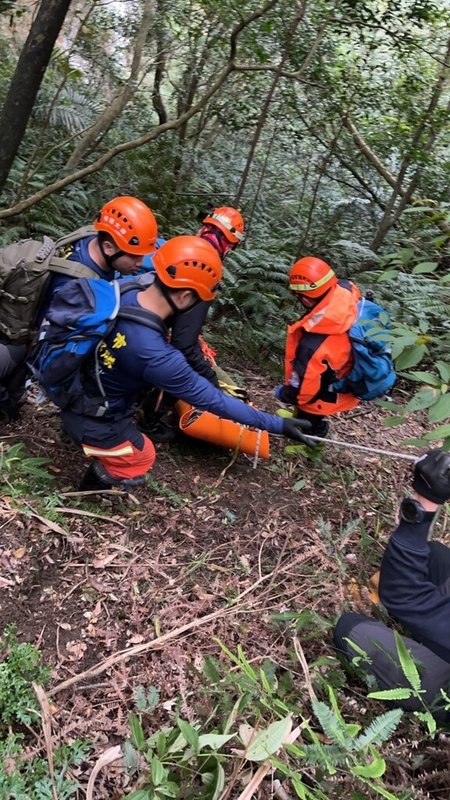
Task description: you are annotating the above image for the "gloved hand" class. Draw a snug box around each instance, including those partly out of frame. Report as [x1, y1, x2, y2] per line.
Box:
[281, 417, 317, 448]
[274, 384, 285, 401]
[413, 449, 450, 504]
[218, 381, 249, 402]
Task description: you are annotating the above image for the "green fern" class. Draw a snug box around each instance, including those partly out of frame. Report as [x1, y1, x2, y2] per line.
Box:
[353, 709, 403, 749]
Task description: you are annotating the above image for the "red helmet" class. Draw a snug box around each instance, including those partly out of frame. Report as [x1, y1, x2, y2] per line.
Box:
[153, 236, 223, 301]
[289, 257, 337, 298]
[94, 196, 158, 255]
[202, 206, 244, 244]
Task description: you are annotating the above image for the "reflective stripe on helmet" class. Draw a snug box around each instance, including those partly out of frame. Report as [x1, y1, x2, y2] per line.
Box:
[210, 212, 244, 240]
[289, 268, 335, 292]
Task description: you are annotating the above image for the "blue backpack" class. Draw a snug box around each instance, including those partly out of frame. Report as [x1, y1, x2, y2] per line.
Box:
[29, 278, 166, 416]
[333, 297, 396, 401]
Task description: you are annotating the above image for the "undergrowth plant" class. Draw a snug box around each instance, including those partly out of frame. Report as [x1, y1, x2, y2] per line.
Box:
[368, 631, 440, 737]
[361, 209, 450, 448]
[0, 626, 90, 799]
[122, 642, 407, 799]
[0, 625, 50, 726]
[0, 441, 54, 496]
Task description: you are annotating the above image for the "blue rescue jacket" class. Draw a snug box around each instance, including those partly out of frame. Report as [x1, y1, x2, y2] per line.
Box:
[85, 289, 284, 434]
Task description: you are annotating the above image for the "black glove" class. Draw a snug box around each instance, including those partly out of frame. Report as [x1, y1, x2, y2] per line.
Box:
[413, 449, 450, 504]
[281, 417, 316, 448]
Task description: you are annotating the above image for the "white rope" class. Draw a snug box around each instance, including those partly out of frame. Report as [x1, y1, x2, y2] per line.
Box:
[305, 434, 418, 462]
[253, 428, 262, 469]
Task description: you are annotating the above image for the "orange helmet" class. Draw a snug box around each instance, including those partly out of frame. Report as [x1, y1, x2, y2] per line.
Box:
[289, 256, 337, 298]
[202, 206, 244, 244]
[94, 196, 158, 255]
[153, 236, 223, 301]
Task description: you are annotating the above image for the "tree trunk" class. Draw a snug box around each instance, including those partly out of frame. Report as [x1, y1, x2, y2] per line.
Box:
[370, 36, 450, 251]
[0, 0, 72, 196]
[234, 1, 306, 206]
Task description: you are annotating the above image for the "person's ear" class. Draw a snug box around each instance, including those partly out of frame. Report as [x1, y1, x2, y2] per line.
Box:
[102, 238, 116, 255]
[180, 289, 196, 307]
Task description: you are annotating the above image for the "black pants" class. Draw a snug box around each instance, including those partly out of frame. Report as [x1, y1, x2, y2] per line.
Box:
[296, 409, 329, 438]
[0, 338, 28, 406]
[334, 541, 450, 722]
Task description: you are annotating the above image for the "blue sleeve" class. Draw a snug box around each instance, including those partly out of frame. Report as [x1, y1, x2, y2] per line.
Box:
[379, 521, 450, 662]
[141, 338, 284, 434]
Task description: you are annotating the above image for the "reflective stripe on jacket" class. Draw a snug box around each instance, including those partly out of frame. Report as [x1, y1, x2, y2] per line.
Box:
[284, 280, 361, 416]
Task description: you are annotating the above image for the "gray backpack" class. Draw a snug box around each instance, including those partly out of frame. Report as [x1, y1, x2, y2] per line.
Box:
[0, 225, 101, 344]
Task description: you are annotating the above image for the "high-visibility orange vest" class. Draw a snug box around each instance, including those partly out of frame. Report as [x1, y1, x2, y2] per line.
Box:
[284, 282, 360, 416]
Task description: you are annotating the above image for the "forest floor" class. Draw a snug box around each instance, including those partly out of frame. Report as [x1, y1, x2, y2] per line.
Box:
[1, 371, 449, 799]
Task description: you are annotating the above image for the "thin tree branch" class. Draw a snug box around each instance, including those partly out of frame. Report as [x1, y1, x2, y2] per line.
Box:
[64, 0, 155, 170]
[0, 0, 279, 219]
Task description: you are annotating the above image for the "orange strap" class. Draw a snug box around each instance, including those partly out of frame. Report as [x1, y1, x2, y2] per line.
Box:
[199, 335, 217, 368]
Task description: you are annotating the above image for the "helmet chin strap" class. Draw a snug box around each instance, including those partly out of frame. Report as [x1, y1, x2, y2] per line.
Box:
[155, 276, 200, 316]
[99, 240, 127, 270]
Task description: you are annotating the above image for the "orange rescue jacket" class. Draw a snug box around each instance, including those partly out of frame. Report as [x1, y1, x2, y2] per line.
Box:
[284, 280, 361, 416]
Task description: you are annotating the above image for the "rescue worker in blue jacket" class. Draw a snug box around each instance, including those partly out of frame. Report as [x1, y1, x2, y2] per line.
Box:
[137, 207, 246, 440]
[58, 235, 314, 491]
[0, 196, 158, 423]
[334, 449, 450, 722]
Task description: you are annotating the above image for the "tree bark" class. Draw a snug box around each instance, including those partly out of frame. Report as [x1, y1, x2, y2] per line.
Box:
[0, 0, 73, 196]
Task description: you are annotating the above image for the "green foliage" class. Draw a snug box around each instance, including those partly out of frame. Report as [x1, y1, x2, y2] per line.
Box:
[368, 631, 438, 736]
[122, 642, 407, 798]
[145, 475, 186, 507]
[123, 712, 233, 799]
[0, 625, 50, 726]
[0, 442, 53, 493]
[0, 627, 89, 798]
[0, 733, 89, 800]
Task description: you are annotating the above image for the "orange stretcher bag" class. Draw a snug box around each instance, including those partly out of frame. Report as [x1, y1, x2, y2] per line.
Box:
[175, 400, 270, 459]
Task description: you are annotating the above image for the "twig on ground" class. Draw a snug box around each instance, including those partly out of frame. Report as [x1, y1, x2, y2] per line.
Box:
[293, 636, 317, 703]
[86, 745, 122, 800]
[32, 683, 59, 800]
[53, 507, 126, 527]
[50, 569, 276, 696]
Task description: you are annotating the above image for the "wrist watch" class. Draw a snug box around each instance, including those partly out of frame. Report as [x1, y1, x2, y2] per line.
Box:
[400, 497, 436, 524]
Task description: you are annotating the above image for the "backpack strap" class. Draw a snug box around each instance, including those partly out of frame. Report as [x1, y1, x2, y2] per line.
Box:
[47, 258, 100, 279]
[118, 306, 167, 336]
[54, 225, 97, 249]
[45, 225, 100, 279]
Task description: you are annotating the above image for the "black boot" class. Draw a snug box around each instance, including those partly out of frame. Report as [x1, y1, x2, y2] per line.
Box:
[78, 463, 113, 491]
[310, 420, 329, 438]
[78, 460, 146, 491]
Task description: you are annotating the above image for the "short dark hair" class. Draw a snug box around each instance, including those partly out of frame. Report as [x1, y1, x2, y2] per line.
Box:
[97, 231, 115, 248]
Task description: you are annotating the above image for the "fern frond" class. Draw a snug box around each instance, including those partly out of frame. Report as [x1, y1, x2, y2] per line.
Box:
[353, 708, 403, 749]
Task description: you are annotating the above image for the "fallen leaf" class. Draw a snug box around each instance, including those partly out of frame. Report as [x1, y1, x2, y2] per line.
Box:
[127, 634, 144, 645]
[93, 552, 120, 569]
[65, 641, 88, 661]
[14, 547, 26, 560]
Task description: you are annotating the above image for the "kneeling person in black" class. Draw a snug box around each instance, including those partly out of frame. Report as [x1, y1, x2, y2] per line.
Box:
[334, 449, 450, 722]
